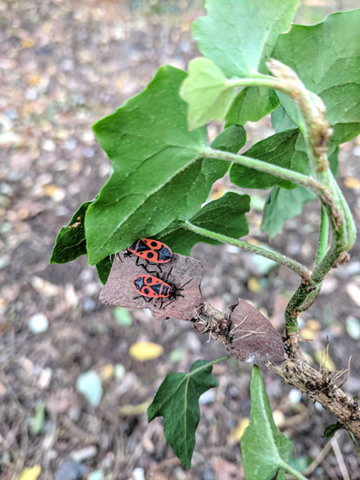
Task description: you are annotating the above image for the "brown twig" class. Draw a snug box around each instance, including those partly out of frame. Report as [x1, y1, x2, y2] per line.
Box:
[193, 302, 360, 441]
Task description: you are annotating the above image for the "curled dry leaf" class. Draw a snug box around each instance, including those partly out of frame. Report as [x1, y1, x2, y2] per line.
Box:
[99, 252, 204, 320]
[228, 299, 284, 365]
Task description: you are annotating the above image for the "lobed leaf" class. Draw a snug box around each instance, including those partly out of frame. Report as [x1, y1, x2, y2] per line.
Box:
[147, 359, 218, 468]
[230, 129, 308, 190]
[50, 201, 92, 264]
[158, 192, 250, 255]
[226, 87, 279, 126]
[156, 126, 248, 254]
[96, 256, 113, 284]
[179, 57, 237, 130]
[86, 66, 229, 265]
[193, 0, 299, 79]
[261, 187, 315, 239]
[242, 366, 293, 479]
[273, 9, 360, 143]
[209, 123, 246, 154]
[261, 147, 338, 238]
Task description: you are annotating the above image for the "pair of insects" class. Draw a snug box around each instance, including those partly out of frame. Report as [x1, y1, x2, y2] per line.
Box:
[125, 239, 190, 309]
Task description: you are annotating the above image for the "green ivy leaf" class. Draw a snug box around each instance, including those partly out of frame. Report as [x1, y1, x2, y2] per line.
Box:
[226, 87, 279, 126]
[230, 129, 308, 190]
[50, 201, 92, 264]
[193, 0, 298, 79]
[242, 365, 293, 480]
[157, 126, 248, 254]
[147, 359, 218, 468]
[273, 10, 360, 144]
[271, 105, 297, 133]
[180, 58, 237, 130]
[96, 256, 113, 285]
[158, 192, 250, 255]
[323, 422, 345, 439]
[261, 147, 338, 238]
[209, 124, 246, 154]
[86, 66, 229, 266]
[261, 187, 315, 239]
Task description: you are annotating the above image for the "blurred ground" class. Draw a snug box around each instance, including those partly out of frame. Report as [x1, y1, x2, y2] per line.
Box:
[1, 0, 360, 479]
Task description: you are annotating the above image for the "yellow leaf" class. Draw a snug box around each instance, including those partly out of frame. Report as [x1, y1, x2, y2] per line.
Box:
[209, 187, 227, 201]
[300, 328, 315, 340]
[315, 350, 336, 371]
[273, 409, 285, 428]
[227, 418, 249, 444]
[27, 74, 42, 86]
[346, 283, 360, 307]
[248, 277, 262, 293]
[22, 38, 36, 49]
[119, 401, 150, 416]
[306, 319, 321, 332]
[100, 364, 114, 381]
[344, 176, 360, 190]
[19, 465, 41, 480]
[129, 341, 164, 361]
[247, 237, 261, 246]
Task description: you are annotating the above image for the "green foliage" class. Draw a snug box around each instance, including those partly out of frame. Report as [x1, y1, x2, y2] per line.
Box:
[210, 123, 246, 155]
[31, 402, 46, 436]
[230, 130, 308, 190]
[158, 192, 250, 255]
[261, 187, 315, 239]
[86, 66, 229, 265]
[273, 10, 360, 143]
[96, 256, 113, 285]
[147, 359, 218, 468]
[261, 147, 338, 238]
[323, 422, 345, 439]
[49, 0, 359, 475]
[226, 87, 279, 126]
[192, 0, 298, 78]
[242, 366, 293, 479]
[50, 201, 92, 264]
[179, 58, 237, 130]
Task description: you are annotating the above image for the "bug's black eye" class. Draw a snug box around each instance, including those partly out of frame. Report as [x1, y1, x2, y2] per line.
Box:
[146, 278, 152, 284]
[147, 252, 154, 259]
[144, 288, 150, 294]
[151, 241, 157, 247]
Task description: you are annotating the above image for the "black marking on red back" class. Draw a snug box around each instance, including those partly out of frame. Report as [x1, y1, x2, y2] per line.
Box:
[133, 275, 172, 298]
[127, 239, 172, 263]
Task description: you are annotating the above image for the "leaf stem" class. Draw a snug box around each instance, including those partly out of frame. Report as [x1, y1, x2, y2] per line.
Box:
[278, 460, 309, 480]
[227, 76, 282, 90]
[181, 221, 312, 281]
[316, 205, 329, 264]
[203, 148, 322, 192]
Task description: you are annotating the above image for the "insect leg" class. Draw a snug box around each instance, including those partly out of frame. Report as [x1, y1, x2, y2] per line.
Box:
[178, 279, 192, 290]
[164, 267, 173, 283]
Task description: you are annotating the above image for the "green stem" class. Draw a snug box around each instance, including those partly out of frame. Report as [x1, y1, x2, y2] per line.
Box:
[203, 148, 322, 192]
[227, 76, 282, 90]
[278, 460, 308, 480]
[182, 221, 312, 281]
[316, 205, 329, 264]
[331, 173, 357, 250]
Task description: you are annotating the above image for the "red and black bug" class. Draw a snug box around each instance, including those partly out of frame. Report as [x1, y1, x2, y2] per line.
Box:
[125, 239, 172, 272]
[133, 268, 191, 309]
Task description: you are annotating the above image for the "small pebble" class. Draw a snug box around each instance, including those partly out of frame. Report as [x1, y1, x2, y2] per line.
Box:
[199, 390, 216, 405]
[82, 298, 96, 312]
[132, 468, 145, 480]
[54, 461, 88, 480]
[288, 389, 302, 403]
[71, 446, 97, 463]
[28, 313, 49, 334]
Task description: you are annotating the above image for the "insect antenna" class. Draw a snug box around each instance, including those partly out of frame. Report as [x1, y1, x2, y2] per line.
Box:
[177, 278, 192, 290]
